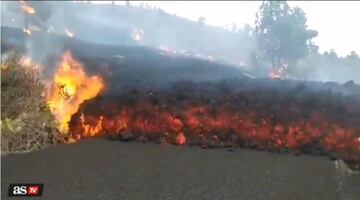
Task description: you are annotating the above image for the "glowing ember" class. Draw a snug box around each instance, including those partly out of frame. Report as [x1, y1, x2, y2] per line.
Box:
[175, 132, 186, 145]
[194, 53, 215, 62]
[269, 64, 288, 79]
[47, 52, 104, 134]
[65, 29, 74, 38]
[131, 28, 144, 42]
[19, 56, 41, 71]
[23, 28, 31, 35]
[158, 47, 177, 57]
[19, 56, 33, 67]
[29, 25, 42, 32]
[20, 0, 36, 15]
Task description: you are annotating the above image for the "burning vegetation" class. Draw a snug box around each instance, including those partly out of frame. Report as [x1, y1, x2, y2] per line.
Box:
[131, 28, 144, 42]
[47, 52, 104, 134]
[20, 0, 36, 15]
[65, 29, 75, 38]
[269, 63, 289, 80]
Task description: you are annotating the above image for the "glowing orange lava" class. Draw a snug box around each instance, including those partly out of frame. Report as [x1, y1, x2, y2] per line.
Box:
[69, 91, 360, 162]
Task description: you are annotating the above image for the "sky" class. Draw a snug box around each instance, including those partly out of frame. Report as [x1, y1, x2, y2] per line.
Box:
[96, 1, 360, 57]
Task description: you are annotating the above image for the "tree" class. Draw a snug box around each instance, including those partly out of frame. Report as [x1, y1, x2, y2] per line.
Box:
[326, 49, 338, 60]
[346, 51, 360, 60]
[255, 0, 318, 69]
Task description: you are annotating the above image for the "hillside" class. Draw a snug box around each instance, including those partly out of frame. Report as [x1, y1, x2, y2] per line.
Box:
[1, 1, 256, 69]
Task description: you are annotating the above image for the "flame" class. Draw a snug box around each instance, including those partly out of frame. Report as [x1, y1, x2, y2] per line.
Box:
[19, 56, 33, 67]
[47, 52, 104, 134]
[65, 29, 74, 38]
[158, 47, 177, 57]
[69, 91, 360, 162]
[20, 0, 36, 15]
[269, 64, 288, 79]
[131, 28, 144, 42]
[19, 56, 41, 72]
[175, 132, 186, 145]
[22, 25, 42, 35]
[41, 52, 359, 162]
[23, 28, 31, 35]
[29, 25, 42, 32]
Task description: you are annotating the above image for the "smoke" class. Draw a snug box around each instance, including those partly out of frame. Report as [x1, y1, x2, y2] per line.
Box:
[1, 1, 63, 68]
[1, 2, 256, 67]
[293, 53, 360, 84]
[1, 1, 359, 84]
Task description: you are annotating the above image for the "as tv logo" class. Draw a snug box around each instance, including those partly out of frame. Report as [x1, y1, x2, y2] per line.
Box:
[8, 183, 44, 197]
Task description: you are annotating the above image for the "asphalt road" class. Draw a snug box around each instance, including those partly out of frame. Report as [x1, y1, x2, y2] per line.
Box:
[1, 138, 347, 200]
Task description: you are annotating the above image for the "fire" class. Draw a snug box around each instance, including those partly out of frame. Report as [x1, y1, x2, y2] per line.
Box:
[47, 52, 104, 134]
[20, 0, 36, 15]
[68, 85, 360, 162]
[40, 51, 359, 162]
[65, 29, 75, 38]
[175, 132, 186, 145]
[23, 28, 31, 36]
[131, 28, 144, 42]
[269, 63, 288, 79]
[19, 56, 41, 72]
[19, 56, 33, 67]
[29, 25, 42, 32]
[22, 26, 42, 36]
[158, 47, 177, 57]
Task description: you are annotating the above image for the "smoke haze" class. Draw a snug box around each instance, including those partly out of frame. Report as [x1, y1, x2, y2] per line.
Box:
[1, 1, 359, 83]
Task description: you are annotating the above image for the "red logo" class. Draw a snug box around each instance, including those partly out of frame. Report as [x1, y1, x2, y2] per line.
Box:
[27, 185, 39, 195]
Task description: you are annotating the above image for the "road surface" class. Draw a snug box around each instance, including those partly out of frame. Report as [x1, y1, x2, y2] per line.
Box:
[1, 138, 356, 200]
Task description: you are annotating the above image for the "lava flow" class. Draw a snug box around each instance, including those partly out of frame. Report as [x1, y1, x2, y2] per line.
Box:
[47, 52, 104, 134]
[67, 80, 360, 163]
[44, 52, 359, 163]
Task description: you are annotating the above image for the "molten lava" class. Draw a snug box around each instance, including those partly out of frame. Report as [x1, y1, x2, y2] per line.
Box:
[68, 82, 360, 162]
[42, 51, 359, 163]
[47, 52, 104, 134]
